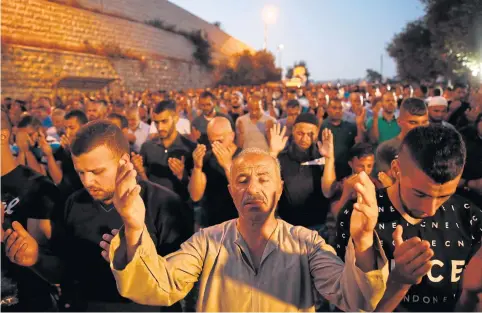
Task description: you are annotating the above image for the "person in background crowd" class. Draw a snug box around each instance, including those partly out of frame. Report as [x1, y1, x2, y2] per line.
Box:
[126, 106, 150, 154]
[46, 110, 88, 197]
[328, 142, 381, 217]
[375, 142, 398, 188]
[135, 100, 196, 201]
[336, 124, 482, 312]
[111, 101, 125, 115]
[367, 92, 400, 144]
[188, 116, 241, 226]
[227, 91, 247, 124]
[270, 113, 333, 236]
[85, 100, 106, 122]
[31, 97, 53, 129]
[236, 93, 276, 151]
[375, 97, 429, 169]
[107, 113, 134, 147]
[344, 92, 373, 124]
[278, 99, 301, 140]
[46, 108, 65, 141]
[458, 113, 482, 207]
[426, 96, 454, 128]
[447, 83, 470, 129]
[191, 91, 233, 146]
[319, 98, 364, 179]
[14, 115, 47, 175]
[4, 120, 193, 312]
[103, 148, 389, 312]
[1, 111, 60, 312]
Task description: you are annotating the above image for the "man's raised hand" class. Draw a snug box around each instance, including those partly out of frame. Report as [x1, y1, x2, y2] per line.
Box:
[269, 123, 288, 156]
[113, 159, 145, 233]
[391, 225, 433, 285]
[100, 229, 120, 263]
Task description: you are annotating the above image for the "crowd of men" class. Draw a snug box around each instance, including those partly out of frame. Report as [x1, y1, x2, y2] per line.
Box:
[1, 81, 482, 312]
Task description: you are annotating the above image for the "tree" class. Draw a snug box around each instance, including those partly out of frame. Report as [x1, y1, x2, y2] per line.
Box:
[388, 0, 482, 81]
[387, 19, 441, 81]
[216, 50, 281, 86]
[365, 69, 383, 83]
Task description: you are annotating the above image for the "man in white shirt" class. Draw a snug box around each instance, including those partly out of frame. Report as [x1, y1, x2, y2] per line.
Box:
[125, 106, 150, 153]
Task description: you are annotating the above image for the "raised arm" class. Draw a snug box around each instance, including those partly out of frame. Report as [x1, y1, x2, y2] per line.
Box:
[318, 128, 336, 198]
[188, 144, 207, 202]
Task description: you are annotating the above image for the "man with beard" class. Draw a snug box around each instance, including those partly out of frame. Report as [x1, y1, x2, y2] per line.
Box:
[134, 100, 196, 200]
[188, 117, 241, 226]
[191, 91, 233, 146]
[103, 148, 389, 311]
[269, 113, 332, 232]
[85, 100, 106, 122]
[336, 124, 482, 312]
[1, 111, 59, 311]
[426, 96, 454, 128]
[4, 120, 193, 311]
[367, 92, 400, 144]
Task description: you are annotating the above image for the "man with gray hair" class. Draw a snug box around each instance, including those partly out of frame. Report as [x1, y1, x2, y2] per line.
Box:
[102, 146, 390, 312]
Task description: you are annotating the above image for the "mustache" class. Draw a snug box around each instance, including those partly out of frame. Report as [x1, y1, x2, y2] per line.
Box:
[242, 194, 266, 205]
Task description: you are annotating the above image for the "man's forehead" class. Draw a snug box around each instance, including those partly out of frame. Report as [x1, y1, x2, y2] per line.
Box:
[233, 156, 277, 174]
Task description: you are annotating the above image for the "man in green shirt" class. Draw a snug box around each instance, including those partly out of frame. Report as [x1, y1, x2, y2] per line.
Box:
[367, 92, 401, 144]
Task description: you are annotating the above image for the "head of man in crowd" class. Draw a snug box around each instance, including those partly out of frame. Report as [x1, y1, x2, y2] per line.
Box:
[292, 113, 318, 151]
[51, 108, 65, 130]
[71, 120, 130, 203]
[231, 91, 244, 109]
[86, 100, 107, 121]
[348, 143, 375, 176]
[413, 85, 428, 99]
[30, 97, 51, 121]
[107, 113, 129, 133]
[112, 101, 125, 115]
[285, 100, 301, 128]
[381, 92, 398, 114]
[398, 98, 430, 138]
[349, 92, 363, 114]
[17, 114, 43, 147]
[151, 100, 178, 140]
[326, 98, 344, 123]
[453, 83, 468, 101]
[229, 148, 283, 225]
[207, 116, 235, 148]
[198, 91, 216, 117]
[125, 106, 141, 132]
[427, 96, 448, 124]
[247, 94, 264, 121]
[64, 110, 88, 141]
[287, 89, 298, 101]
[392, 124, 466, 218]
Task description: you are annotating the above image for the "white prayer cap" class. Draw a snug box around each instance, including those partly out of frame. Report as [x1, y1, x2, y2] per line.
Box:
[427, 96, 448, 107]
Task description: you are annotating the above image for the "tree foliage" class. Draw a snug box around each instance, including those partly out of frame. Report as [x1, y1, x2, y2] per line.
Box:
[216, 50, 281, 86]
[387, 0, 482, 81]
[365, 69, 383, 83]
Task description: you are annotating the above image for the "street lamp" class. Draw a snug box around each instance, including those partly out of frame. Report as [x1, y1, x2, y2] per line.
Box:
[262, 5, 278, 50]
[277, 44, 284, 80]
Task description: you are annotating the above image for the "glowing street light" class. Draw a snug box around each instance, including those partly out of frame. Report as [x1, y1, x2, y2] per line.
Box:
[262, 5, 278, 50]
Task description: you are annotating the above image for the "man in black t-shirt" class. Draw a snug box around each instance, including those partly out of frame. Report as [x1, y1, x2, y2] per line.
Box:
[43, 110, 87, 197]
[1, 111, 60, 311]
[5, 120, 193, 312]
[188, 116, 241, 227]
[336, 125, 482, 312]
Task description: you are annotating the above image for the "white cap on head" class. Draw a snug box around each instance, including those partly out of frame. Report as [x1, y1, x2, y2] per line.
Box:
[427, 96, 448, 107]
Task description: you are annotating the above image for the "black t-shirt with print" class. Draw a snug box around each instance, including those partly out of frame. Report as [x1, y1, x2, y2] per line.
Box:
[1, 165, 60, 311]
[48, 179, 193, 312]
[335, 188, 482, 312]
[53, 146, 83, 197]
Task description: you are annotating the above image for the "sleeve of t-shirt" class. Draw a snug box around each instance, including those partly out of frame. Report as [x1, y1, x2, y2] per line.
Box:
[334, 199, 355, 260]
[27, 178, 62, 220]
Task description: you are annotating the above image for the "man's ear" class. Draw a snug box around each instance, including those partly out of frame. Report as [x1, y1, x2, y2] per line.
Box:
[121, 153, 130, 163]
[391, 158, 400, 178]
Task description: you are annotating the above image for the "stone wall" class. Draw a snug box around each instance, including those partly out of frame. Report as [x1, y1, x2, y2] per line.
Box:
[1, 0, 249, 98]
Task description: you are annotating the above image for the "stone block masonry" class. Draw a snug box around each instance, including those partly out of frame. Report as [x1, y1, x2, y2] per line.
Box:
[1, 0, 248, 97]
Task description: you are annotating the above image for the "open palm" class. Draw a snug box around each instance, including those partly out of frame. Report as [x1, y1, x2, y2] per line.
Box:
[317, 128, 334, 159]
[269, 123, 288, 155]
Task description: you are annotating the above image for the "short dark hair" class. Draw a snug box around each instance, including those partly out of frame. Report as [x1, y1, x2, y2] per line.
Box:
[17, 114, 42, 129]
[433, 87, 442, 97]
[376, 143, 398, 172]
[420, 85, 428, 96]
[153, 100, 177, 115]
[71, 120, 129, 158]
[400, 98, 427, 116]
[286, 99, 300, 109]
[454, 82, 467, 90]
[200, 91, 216, 100]
[65, 110, 88, 125]
[107, 113, 128, 129]
[348, 143, 374, 161]
[400, 124, 466, 184]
